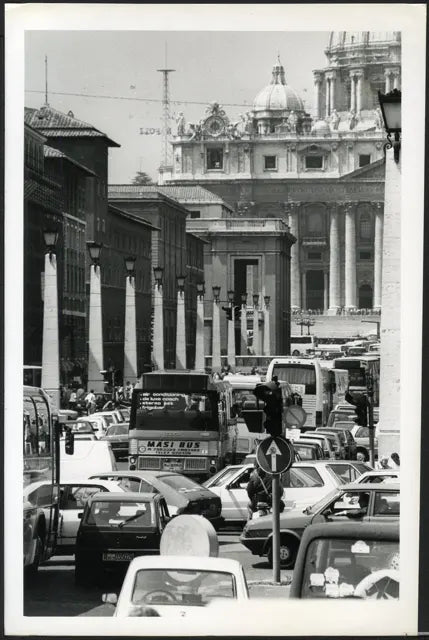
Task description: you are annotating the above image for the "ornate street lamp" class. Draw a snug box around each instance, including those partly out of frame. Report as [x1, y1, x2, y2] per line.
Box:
[43, 228, 59, 257]
[227, 289, 235, 304]
[253, 293, 259, 307]
[212, 285, 221, 302]
[177, 274, 186, 292]
[264, 295, 270, 308]
[86, 240, 102, 265]
[240, 292, 247, 306]
[153, 266, 164, 288]
[196, 281, 205, 297]
[378, 89, 401, 163]
[124, 255, 136, 278]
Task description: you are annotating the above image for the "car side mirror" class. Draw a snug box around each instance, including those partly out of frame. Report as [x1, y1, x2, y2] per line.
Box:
[102, 593, 118, 605]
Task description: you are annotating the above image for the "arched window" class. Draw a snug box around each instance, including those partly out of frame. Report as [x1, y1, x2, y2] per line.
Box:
[359, 213, 372, 240]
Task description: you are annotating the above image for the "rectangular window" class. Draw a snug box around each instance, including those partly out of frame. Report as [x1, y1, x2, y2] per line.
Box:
[308, 252, 322, 260]
[264, 155, 277, 170]
[359, 251, 372, 260]
[359, 154, 371, 167]
[305, 155, 323, 169]
[207, 148, 223, 170]
[189, 211, 201, 219]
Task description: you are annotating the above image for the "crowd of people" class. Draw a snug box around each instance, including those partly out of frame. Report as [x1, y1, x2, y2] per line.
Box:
[60, 380, 136, 414]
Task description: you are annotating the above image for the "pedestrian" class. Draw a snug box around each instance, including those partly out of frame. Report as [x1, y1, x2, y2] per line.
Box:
[125, 381, 133, 400]
[85, 389, 96, 415]
[246, 462, 284, 520]
[69, 388, 77, 410]
[389, 452, 400, 468]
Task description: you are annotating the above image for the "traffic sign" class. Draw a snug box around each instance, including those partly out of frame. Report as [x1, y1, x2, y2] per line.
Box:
[284, 404, 307, 428]
[256, 436, 294, 474]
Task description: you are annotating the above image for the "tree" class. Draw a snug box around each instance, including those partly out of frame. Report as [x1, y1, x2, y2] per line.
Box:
[131, 171, 154, 185]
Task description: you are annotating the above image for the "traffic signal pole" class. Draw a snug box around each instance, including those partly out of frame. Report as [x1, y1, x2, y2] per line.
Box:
[367, 373, 375, 467]
[272, 473, 281, 584]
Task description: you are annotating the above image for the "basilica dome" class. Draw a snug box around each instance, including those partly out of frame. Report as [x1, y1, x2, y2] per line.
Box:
[253, 56, 304, 113]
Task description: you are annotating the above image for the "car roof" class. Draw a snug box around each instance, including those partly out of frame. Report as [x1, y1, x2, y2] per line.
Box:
[89, 470, 186, 479]
[360, 469, 400, 476]
[299, 520, 399, 543]
[88, 491, 160, 502]
[126, 555, 242, 572]
[341, 481, 400, 491]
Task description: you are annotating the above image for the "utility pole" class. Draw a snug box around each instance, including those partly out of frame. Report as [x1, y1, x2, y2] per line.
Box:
[157, 47, 175, 169]
[44, 54, 49, 106]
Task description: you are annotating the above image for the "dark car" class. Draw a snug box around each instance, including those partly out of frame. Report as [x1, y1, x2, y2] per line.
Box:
[292, 442, 324, 461]
[290, 521, 399, 599]
[319, 424, 358, 460]
[101, 424, 129, 460]
[89, 471, 223, 529]
[75, 492, 170, 586]
[240, 482, 399, 569]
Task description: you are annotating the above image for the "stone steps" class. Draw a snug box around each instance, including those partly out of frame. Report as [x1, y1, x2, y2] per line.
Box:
[292, 314, 381, 338]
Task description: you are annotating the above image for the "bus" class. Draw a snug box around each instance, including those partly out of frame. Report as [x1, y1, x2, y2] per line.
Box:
[265, 358, 349, 429]
[290, 335, 318, 356]
[129, 371, 233, 481]
[23, 386, 59, 575]
[333, 355, 380, 406]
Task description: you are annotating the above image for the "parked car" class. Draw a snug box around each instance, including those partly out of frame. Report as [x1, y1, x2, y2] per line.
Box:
[117, 407, 131, 422]
[75, 492, 171, 585]
[92, 411, 122, 426]
[102, 555, 249, 617]
[327, 409, 355, 427]
[240, 482, 399, 568]
[355, 469, 399, 484]
[290, 521, 399, 599]
[77, 414, 111, 436]
[312, 429, 344, 459]
[203, 460, 361, 524]
[57, 479, 125, 553]
[100, 424, 129, 460]
[89, 471, 223, 529]
[318, 425, 358, 460]
[292, 441, 324, 461]
[68, 420, 100, 439]
[351, 424, 380, 461]
[297, 433, 335, 459]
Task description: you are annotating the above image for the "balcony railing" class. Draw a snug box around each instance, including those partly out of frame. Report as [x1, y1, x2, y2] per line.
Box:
[187, 218, 289, 233]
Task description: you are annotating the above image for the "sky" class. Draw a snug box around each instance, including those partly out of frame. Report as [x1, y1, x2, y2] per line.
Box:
[25, 30, 328, 183]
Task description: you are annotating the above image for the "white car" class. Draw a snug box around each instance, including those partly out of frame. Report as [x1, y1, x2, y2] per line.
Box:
[56, 479, 125, 554]
[355, 469, 400, 484]
[77, 415, 111, 436]
[103, 555, 249, 617]
[203, 461, 358, 523]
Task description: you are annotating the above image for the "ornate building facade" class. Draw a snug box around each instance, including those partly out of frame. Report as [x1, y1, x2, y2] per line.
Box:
[162, 32, 401, 318]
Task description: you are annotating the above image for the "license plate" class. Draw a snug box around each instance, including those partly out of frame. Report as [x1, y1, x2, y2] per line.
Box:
[162, 459, 183, 471]
[102, 552, 134, 562]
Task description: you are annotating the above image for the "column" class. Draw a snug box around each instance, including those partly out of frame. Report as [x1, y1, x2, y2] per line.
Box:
[329, 73, 336, 113]
[252, 297, 260, 355]
[325, 77, 331, 117]
[349, 73, 356, 111]
[393, 70, 400, 90]
[263, 300, 271, 356]
[373, 204, 384, 311]
[41, 252, 60, 408]
[288, 203, 301, 309]
[384, 70, 392, 93]
[123, 273, 138, 383]
[194, 289, 205, 372]
[314, 74, 322, 119]
[328, 206, 341, 314]
[227, 304, 236, 369]
[323, 272, 329, 313]
[212, 298, 221, 372]
[356, 71, 363, 112]
[301, 273, 307, 311]
[240, 300, 247, 355]
[152, 282, 164, 370]
[87, 263, 105, 392]
[175, 288, 186, 370]
[344, 203, 357, 310]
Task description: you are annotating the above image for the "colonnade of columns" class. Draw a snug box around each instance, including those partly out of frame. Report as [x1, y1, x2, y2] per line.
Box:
[288, 202, 384, 313]
[384, 68, 401, 93]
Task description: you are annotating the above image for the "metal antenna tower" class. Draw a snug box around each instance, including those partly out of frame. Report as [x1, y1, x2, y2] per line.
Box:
[44, 54, 49, 105]
[157, 45, 175, 168]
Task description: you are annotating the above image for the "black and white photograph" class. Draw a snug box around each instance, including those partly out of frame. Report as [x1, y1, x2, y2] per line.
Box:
[4, 3, 427, 636]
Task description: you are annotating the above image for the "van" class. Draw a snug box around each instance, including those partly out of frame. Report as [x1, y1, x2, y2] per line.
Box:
[60, 440, 117, 482]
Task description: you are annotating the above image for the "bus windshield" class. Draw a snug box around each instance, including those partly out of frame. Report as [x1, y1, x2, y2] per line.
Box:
[271, 364, 316, 394]
[133, 390, 218, 432]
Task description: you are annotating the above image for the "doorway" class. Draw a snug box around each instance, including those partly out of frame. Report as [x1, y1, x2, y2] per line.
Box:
[359, 283, 373, 309]
[306, 270, 324, 310]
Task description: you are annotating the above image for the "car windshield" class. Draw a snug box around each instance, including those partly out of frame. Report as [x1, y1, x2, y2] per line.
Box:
[103, 415, 115, 425]
[159, 474, 202, 492]
[293, 445, 316, 460]
[354, 463, 372, 473]
[327, 464, 357, 483]
[204, 467, 242, 488]
[106, 425, 128, 436]
[86, 500, 155, 527]
[300, 538, 399, 599]
[130, 569, 236, 607]
[133, 391, 218, 431]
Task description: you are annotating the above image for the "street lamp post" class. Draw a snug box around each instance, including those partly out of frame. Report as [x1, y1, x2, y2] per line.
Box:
[212, 285, 221, 372]
[152, 266, 164, 370]
[263, 295, 271, 356]
[240, 292, 247, 355]
[87, 241, 105, 393]
[252, 293, 260, 356]
[194, 282, 205, 372]
[123, 256, 138, 384]
[227, 289, 236, 370]
[176, 274, 187, 370]
[378, 89, 401, 163]
[41, 228, 60, 409]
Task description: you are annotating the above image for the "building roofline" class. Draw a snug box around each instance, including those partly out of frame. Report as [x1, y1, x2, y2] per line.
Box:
[107, 204, 160, 231]
[44, 145, 97, 176]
